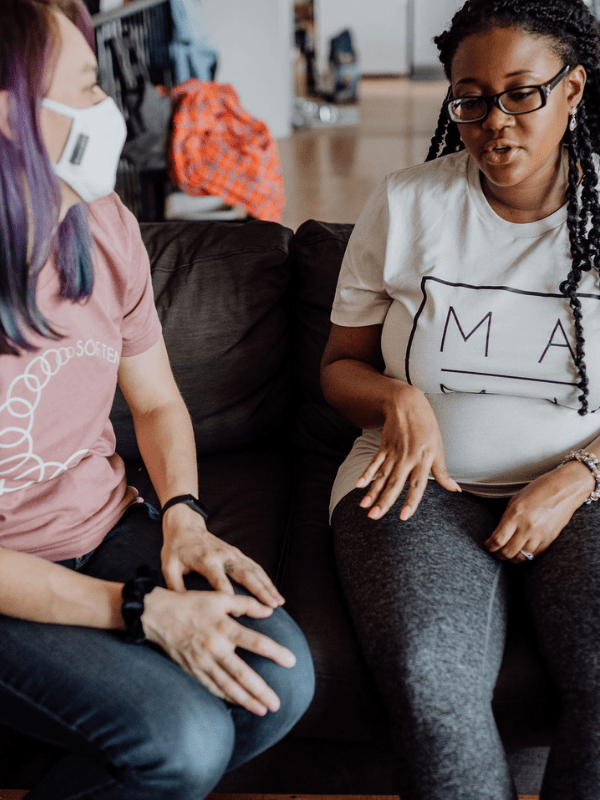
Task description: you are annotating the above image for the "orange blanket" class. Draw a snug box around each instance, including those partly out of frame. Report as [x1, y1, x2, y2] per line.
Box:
[169, 79, 285, 222]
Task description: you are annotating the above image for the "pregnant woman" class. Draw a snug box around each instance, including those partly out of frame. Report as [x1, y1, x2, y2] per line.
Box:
[322, 0, 600, 797]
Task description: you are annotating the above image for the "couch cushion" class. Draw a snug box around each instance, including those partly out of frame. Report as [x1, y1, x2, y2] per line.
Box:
[285, 220, 384, 740]
[291, 220, 360, 457]
[124, 445, 293, 582]
[111, 219, 294, 459]
[282, 452, 386, 741]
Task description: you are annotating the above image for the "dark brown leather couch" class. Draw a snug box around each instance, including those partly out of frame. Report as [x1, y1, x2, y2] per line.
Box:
[0, 218, 555, 795]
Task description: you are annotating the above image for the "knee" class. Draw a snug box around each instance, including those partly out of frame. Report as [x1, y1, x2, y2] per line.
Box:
[249, 609, 315, 730]
[270, 622, 315, 727]
[397, 637, 447, 716]
[392, 626, 496, 716]
[122, 699, 235, 799]
[168, 712, 234, 798]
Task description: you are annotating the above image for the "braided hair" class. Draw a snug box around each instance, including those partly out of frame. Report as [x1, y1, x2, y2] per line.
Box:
[426, 0, 600, 414]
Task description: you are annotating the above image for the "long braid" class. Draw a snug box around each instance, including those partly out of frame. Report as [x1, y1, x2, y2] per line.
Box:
[576, 109, 600, 267]
[426, 91, 465, 162]
[429, 0, 600, 414]
[560, 104, 600, 413]
[439, 124, 464, 157]
[562, 132, 590, 413]
[426, 106, 450, 162]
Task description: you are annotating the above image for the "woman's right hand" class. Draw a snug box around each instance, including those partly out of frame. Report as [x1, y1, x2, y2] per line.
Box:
[321, 324, 461, 522]
[356, 383, 461, 520]
[141, 587, 296, 716]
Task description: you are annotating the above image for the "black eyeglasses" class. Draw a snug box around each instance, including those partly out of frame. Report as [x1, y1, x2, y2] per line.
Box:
[445, 64, 572, 124]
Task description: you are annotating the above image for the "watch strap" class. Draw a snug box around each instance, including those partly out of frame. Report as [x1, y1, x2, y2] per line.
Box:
[160, 494, 209, 521]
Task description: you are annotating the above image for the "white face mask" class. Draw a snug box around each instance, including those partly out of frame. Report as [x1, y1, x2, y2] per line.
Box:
[41, 96, 127, 204]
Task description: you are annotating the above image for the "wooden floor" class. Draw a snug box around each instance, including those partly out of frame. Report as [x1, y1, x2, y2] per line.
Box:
[279, 78, 448, 232]
[0, 793, 541, 800]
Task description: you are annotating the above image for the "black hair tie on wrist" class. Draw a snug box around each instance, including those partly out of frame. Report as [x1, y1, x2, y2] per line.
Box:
[121, 565, 159, 644]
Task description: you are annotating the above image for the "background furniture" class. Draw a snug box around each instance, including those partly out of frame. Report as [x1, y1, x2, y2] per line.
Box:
[94, 0, 173, 221]
[93, 0, 294, 222]
[0, 217, 556, 796]
[315, 0, 408, 77]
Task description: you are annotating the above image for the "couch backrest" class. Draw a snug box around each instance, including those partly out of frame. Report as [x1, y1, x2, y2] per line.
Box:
[110, 218, 293, 459]
[291, 220, 361, 458]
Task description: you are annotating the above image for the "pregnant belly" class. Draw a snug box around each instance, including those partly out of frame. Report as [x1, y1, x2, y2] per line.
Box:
[428, 391, 600, 487]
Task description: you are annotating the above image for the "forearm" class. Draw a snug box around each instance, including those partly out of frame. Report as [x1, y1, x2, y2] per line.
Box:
[581, 434, 600, 460]
[551, 433, 600, 501]
[0, 547, 124, 628]
[321, 357, 414, 430]
[133, 395, 199, 506]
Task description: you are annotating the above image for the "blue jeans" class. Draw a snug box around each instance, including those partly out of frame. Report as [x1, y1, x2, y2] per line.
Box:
[0, 503, 314, 799]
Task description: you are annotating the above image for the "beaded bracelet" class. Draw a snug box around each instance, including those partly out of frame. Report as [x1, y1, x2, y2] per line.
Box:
[558, 449, 600, 504]
[121, 565, 159, 644]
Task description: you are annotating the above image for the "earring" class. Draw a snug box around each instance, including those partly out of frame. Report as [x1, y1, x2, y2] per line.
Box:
[570, 107, 579, 132]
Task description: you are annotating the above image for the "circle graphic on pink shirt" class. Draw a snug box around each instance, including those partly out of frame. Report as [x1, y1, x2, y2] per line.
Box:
[0, 347, 89, 495]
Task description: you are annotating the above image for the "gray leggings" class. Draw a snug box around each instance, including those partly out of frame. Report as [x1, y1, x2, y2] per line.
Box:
[332, 483, 600, 800]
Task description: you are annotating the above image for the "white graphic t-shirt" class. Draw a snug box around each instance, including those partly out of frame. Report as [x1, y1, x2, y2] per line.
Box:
[0, 194, 161, 560]
[330, 150, 600, 514]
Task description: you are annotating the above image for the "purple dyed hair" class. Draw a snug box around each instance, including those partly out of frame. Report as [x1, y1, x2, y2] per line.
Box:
[0, 0, 95, 355]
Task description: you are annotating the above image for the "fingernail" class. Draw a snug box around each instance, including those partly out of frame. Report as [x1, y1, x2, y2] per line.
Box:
[368, 506, 381, 519]
[360, 495, 372, 508]
[400, 506, 412, 521]
[284, 652, 296, 668]
[356, 477, 367, 488]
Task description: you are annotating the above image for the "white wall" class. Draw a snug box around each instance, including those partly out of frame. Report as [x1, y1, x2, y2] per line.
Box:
[411, 0, 462, 72]
[99, 0, 124, 11]
[315, 0, 408, 76]
[314, 0, 468, 77]
[200, 0, 294, 139]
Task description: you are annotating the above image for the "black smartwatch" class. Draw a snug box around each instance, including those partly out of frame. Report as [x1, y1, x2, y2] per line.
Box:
[160, 494, 209, 521]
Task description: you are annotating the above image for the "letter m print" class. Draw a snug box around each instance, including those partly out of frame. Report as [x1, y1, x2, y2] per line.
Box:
[440, 307, 492, 357]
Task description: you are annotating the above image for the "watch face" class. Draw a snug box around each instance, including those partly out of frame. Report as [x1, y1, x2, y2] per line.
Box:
[187, 498, 209, 520]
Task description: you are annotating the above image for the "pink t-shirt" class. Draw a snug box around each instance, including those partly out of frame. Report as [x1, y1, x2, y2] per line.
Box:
[0, 194, 162, 561]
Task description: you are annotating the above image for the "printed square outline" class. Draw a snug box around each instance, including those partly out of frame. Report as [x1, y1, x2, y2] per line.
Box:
[404, 276, 600, 391]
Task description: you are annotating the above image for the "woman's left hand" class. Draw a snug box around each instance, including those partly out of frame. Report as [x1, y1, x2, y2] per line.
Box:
[485, 461, 594, 563]
[161, 504, 285, 608]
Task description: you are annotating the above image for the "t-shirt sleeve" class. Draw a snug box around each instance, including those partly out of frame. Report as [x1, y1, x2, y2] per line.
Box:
[116, 202, 162, 358]
[331, 177, 393, 327]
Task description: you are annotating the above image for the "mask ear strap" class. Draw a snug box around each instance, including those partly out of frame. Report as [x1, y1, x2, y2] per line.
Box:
[41, 98, 76, 118]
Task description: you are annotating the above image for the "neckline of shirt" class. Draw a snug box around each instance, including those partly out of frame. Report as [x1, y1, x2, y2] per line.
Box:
[465, 153, 568, 238]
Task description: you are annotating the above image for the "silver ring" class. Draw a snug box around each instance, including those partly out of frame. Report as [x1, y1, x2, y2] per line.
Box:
[520, 549, 534, 561]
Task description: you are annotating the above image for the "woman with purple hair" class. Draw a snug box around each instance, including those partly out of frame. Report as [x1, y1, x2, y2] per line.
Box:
[0, 1, 313, 797]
